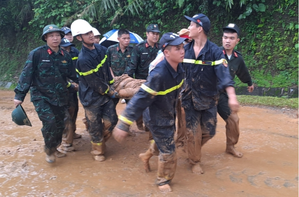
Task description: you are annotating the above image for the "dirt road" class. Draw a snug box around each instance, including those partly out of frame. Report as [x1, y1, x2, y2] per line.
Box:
[0, 90, 297, 196]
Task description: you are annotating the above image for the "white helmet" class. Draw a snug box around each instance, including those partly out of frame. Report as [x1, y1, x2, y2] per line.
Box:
[92, 27, 101, 36]
[71, 19, 93, 37]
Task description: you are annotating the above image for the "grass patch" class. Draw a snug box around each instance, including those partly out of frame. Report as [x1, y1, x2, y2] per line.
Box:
[237, 95, 298, 109]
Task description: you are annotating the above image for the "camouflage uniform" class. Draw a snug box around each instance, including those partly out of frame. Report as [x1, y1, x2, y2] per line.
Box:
[107, 43, 133, 77]
[107, 43, 133, 106]
[14, 45, 77, 155]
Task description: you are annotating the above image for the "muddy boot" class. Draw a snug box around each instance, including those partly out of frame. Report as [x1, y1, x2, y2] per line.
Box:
[139, 140, 159, 172]
[225, 113, 243, 158]
[156, 152, 177, 193]
[55, 150, 67, 158]
[57, 142, 75, 152]
[90, 142, 106, 162]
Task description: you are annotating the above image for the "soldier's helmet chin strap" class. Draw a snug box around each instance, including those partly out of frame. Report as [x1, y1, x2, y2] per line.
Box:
[80, 34, 94, 48]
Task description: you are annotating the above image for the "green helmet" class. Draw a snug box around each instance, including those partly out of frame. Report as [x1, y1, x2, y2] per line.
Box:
[41, 24, 65, 42]
[11, 105, 32, 127]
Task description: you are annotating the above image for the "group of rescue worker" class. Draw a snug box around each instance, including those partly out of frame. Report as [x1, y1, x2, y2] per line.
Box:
[13, 12, 254, 193]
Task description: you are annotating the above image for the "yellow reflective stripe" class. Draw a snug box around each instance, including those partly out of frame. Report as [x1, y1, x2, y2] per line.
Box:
[119, 115, 133, 125]
[140, 79, 184, 96]
[76, 55, 107, 76]
[109, 79, 114, 84]
[150, 139, 155, 144]
[183, 58, 225, 66]
[104, 86, 109, 94]
[91, 141, 102, 146]
[72, 57, 78, 60]
[67, 82, 71, 88]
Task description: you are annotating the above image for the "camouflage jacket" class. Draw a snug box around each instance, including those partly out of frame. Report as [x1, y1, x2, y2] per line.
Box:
[14, 45, 78, 106]
[107, 43, 133, 77]
[125, 40, 159, 79]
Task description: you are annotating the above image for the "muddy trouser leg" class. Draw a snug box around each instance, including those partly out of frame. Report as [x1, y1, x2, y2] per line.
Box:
[152, 129, 176, 186]
[102, 99, 118, 142]
[136, 115, 144, 130]
[33, 100, 66, 155]
[84, 99, 105, 157]
[217, 92, 240, 146]
[63, 109, 74, 145]
[175, 99, 186, 147]
[68, 92, 79, 134]
[185, 106, 217, 165]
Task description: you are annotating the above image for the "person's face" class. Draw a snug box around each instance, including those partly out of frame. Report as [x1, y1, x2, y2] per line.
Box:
[45, 32, 62, 48]
[76, 31, 94, 45]
[188, 21, 201, 38]
[222, 32, 239, 51]
[146, 31, 160, 44]
[118, 34, 130, 48]
[94, 35, 100, 44]
[64, 32, 73, 42]
[165, 43, 185, 64]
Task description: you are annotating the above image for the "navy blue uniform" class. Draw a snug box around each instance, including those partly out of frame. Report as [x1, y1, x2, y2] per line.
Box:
[181, 40, 235, 165]
[76, 43, 117, 144]
[117, 59, 184, 185]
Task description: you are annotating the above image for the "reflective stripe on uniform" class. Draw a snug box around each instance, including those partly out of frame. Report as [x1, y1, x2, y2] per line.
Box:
[91, 141, 102, 146]
[183, 58, 226, 66]
[67, 82, 71, 88]
[140, 79, 184, 96]
[109, 79, 114, 84]
[72, 57, 78, 60]
[76, 55, 107, 76]
[119, 115, 133, 125]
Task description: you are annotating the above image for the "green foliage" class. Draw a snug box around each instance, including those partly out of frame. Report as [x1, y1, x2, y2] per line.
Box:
[237, 95, 298, 109]
[0, 0, 297, 92]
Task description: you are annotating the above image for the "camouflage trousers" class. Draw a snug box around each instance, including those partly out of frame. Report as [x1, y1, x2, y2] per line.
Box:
[33, 99, 66, 155]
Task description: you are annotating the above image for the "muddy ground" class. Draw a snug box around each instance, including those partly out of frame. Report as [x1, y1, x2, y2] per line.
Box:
[0, 90, 298, 197]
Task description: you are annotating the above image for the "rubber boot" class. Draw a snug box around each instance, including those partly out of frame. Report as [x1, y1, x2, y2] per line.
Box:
[156, 152, 177, 193]
[90, 142, 106, 162]
[139, 140, 159, 172]
[225, 113, 243, 158]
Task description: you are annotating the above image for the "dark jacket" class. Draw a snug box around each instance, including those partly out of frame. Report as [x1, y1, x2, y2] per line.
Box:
[221, 47, 252, 86]
[117, 59, 184, 136]
[14, 45, 77, 106]
[181, 40, 235, 111]
[76, 43, 114, 107]
[125, 40, 159, 79]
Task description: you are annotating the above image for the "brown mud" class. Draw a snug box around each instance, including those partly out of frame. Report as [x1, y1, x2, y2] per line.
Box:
[0, 90, 298, 196]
